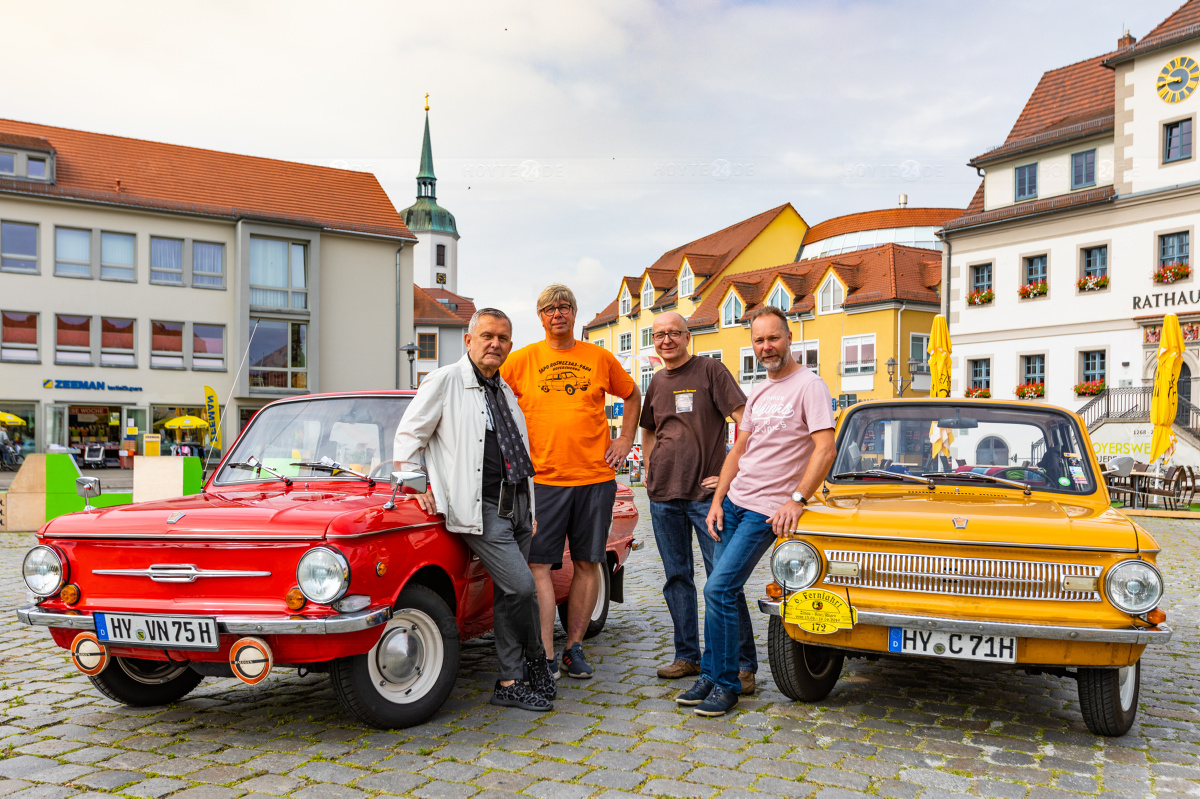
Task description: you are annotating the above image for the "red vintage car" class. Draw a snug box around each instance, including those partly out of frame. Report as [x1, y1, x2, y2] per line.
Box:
[17, 392, 639, 729]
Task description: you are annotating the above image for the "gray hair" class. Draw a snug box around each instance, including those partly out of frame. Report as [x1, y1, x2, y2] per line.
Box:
[468, 307, 513, 335]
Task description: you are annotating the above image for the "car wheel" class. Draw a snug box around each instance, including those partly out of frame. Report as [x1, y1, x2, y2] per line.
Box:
[331, 584, 460, 729]
[558, 561, 610, 640]
[89, 657, 203, 706]
[767, 615, 844, 701]
[565, 385, 576, 395]
[1077, 661, 1140, 736]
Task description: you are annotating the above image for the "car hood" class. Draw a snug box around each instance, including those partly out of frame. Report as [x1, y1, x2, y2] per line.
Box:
[40, 488, 388, 541]
[808, 491, 1140, 552]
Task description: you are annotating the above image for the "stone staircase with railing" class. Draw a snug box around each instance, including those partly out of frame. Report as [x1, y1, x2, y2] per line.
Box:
[1076, 386, 1200, 448]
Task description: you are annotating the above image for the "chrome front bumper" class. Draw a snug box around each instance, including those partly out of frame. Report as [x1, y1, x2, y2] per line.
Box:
[757, 599, 1172, 645]
[16, 605, 391, 635]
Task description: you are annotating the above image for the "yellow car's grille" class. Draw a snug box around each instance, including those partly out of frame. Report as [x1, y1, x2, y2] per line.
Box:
[822, 550, 1102, 601]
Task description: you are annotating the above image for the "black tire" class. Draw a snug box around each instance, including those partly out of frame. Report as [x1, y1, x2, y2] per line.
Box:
[1077, 661, 1140, 736]
[89, 657, 203, 706]
[558, 561, 610, 640]
[331, 584, 460, 729]
[767, 614, 844, 701]
[564, 385, 576, 395]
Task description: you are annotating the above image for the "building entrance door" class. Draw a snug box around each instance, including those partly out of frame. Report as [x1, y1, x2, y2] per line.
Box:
[45, 405, 68, 451]
[1178, 363, 1192, 425]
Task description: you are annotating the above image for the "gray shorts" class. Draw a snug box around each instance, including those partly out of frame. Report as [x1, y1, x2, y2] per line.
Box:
[529, 480, 616, 567]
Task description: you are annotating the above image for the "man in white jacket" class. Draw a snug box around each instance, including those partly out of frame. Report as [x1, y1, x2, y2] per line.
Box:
[392, 308, 554, 711]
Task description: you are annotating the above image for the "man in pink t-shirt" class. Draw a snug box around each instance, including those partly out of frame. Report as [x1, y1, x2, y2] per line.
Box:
[674, 306, 836, 716]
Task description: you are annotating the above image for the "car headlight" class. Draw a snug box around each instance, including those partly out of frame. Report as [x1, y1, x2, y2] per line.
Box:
[296, 547, 350, 605]
[1105, 560, 1163, 615]
[771, 541, 821, 590]
[23, 545, 66, 597]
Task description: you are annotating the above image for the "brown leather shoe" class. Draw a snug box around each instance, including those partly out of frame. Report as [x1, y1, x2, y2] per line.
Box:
[657, 659, 701, 679]
[739, 670, 756, 695]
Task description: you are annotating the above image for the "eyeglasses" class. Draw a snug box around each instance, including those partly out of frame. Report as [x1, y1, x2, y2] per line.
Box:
[651, 330, 687, 342]
[540, 304, 574, 317]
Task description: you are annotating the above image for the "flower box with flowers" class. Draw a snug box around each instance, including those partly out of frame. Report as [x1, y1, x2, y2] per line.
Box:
[964, 387, 991, 398]
[1017, 280, 1048, 299]
[1074, 379, 1105, 396]
[1077, 274, 1109, 292]
[1015, 382, 1045, 399]
[966, 288, 995, 306]
[1154, 261, 1191, 284]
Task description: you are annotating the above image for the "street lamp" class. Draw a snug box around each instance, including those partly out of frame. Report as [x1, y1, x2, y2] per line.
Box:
[399, 342, 419, 389]
[886, 357, 924, 396]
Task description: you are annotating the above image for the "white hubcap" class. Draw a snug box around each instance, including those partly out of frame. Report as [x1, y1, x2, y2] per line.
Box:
[591, 567, 608, 622]
[367, 609, 444, 705]
[1117, 665, 1136, 711]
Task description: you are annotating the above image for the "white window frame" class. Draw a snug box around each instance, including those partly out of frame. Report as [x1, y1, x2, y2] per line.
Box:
[698, 350, 722, 363]
[618, 331, 632, 354]
[593, 338, 605, 350]
[1, 310, 38, 362]
[150, 236, 184, 285]
[640, 364, 654, 393]
[55, 227, 91, 278]
[0, 220, 38, 273]
[721, 292, 744, 328]
[150, 320, 186, 369]
[640, 326, 652, 349]
[619, 287, 631, 316]
[792, 340, 819, 373]
[99, 317, 136, 368]
[55, 314, 92, 366]
[768, 283, 791, 312]
[193, 241, 225, 289]
[99, 231, 136, 282]
[642, 279, 655, 309]
[249, 237, 307, 310]
[192, 323, 226, 371]
[740, 346, 767, 383]
[818, 275, 844, 314]
[910, 333, 930, 367]
[680, 263, 694, 297]
[841, 334, 876, 375]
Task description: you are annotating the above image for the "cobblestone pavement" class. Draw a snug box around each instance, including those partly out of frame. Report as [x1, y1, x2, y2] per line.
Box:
[0, 491, 1198, 798]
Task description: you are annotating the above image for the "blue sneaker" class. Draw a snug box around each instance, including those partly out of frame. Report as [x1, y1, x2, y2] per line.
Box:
[694, 685, 739, 717]
[562, 643, 594, 679]
[675, 676, 715, 706]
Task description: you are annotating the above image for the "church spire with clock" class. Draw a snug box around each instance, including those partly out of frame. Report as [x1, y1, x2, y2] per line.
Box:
[401, 95, 460, 292]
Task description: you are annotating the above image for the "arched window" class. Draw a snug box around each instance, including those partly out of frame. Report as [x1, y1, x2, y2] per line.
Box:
[976, 436, 1009, 466]
[722, 292, 744, 327]
[619, 287, 631, 316]
[679, 263, 694, 297]
[642, 280, 655, 309]
[768, 283, 791, 312]
[436, 244, 446, 266]
[819, 275, 845, 314]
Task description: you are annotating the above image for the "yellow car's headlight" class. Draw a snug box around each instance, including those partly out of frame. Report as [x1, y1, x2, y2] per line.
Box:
[771, 541, 820, 590]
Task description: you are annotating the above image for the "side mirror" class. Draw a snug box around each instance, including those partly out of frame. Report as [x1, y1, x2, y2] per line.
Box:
[384, 470, 429, 510]
[1103, 455, 1135, 478]
[76, 476, 102, 511]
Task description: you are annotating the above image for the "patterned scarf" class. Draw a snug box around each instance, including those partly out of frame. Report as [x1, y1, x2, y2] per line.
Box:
[472, 359, 536, 483]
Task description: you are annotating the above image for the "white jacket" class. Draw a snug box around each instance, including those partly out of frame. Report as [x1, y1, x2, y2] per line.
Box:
[392, 354, 535, 535]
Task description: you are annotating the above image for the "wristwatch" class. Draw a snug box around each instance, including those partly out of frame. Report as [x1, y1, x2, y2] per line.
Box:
[791, 491, 807, 505]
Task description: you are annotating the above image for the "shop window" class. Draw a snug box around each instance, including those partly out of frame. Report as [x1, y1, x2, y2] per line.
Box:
[249, 237, 306, 309]
[193, 241, 225, 288]
[249, 319, 307, 389]
[150, 237, 183, 284]
[436, 244, 446, 266]
[100, 317, 135, 367]
[151, 321, 184, 368]
[418, 332, 437, 360]
[55, 227, 90, 278]
[1, 311, 38, 362]
[56, 315, 91, 365]
[193, 324, 225, 370]
[100, 232, 135, 281]
[0, 221, 37, 272]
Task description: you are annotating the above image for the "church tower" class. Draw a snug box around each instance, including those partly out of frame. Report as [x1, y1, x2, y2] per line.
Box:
[401, 97, 460, 292]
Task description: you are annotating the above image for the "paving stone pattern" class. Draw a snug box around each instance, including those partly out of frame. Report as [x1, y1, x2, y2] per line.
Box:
[0, 491, 1197, 797]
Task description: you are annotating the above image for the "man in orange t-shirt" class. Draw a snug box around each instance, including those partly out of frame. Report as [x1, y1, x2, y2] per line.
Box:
[502, 284, 641, 679]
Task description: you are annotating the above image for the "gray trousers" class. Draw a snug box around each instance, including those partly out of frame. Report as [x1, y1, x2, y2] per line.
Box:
[465, 492, 544, 680]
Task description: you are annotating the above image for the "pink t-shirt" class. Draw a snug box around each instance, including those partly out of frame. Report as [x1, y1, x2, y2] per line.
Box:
[728, 366, 835, 517]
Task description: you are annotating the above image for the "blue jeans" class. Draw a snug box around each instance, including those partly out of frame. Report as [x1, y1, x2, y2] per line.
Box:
[650, 499, 756, 671]
[700, 498, 777, 694]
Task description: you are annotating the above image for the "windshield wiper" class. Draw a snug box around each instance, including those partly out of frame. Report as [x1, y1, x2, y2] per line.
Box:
[923, 471, 1031, 496]
[226, 455, 292, 486]
[834, 469, 933, 487]
[291, 458, 375, 486]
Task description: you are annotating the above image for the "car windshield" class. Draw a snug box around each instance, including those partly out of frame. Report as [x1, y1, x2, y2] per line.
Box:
[214, 396, 412, 484]
[830, 402, 1097, 495]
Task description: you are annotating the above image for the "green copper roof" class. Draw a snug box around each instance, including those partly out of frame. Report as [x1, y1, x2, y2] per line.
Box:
[401, 110, 458, 235]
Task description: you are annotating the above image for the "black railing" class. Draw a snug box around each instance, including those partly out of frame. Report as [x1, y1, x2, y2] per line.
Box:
[1077, 386, 1200, 442]
[838, 359, 877, 376]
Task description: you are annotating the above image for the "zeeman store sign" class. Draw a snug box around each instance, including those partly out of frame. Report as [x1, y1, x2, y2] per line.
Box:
[43, 379, 143, 392]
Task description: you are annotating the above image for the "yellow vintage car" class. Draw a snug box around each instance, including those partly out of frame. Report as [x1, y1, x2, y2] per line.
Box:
[760, 398, 1168, 737]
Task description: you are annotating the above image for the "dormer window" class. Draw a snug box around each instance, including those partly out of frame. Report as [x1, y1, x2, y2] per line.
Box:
[721, 292, 744, 327]
[0, 138, 55, 183]
[818, 275, 844, 313]
[768, 283, 791, 312]
[642, 280, 654, 309]
[680, 263, 693, 297]
[619, 287, 631, 316]
[0, 153, 13, 175]
[27, 158, 46, 180]
[1015, 163, 1038, 201]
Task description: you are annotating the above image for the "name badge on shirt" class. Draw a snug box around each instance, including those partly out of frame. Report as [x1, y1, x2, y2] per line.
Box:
[674, 391, 695, 413]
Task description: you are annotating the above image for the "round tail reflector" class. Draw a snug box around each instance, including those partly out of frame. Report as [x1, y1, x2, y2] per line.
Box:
[70, 632, 109, 676]
[229, 637, 272, 685]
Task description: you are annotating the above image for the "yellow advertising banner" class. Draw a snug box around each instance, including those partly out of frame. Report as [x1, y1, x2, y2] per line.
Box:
[143, 433, 161, 457]
[203, 385, 222, 450]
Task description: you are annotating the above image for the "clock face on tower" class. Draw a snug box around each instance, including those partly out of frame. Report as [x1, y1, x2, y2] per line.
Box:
[1157, 56, 1200, 103]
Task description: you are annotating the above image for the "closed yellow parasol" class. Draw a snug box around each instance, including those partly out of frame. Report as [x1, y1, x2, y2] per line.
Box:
[163, 415, 210, 430]
[0, 411, 26, 425]
[928, 314, 952, 398]
[1150, 313, 1185, 463]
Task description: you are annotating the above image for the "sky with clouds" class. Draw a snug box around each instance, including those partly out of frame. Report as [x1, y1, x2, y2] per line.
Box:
[2, 0, 1177, 344]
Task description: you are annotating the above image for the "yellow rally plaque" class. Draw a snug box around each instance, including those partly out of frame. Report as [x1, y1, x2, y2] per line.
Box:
[782, 589, 857, 635]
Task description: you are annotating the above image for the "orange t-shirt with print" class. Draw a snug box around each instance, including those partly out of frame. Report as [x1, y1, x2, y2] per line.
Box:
[501, 340, 637, 486]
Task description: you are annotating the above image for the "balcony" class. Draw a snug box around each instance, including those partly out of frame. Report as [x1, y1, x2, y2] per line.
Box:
[838, 359, 876, 376]
[839, 359, 875, 393]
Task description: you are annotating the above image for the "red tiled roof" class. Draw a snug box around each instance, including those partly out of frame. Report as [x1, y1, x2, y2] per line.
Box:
[803, 207, 963, 245]
[1105, 0, 1200, 66]
[963, 181, 985, 217]
[943, 185, 1115, 233]
[0, 132, 53, 152]
[414, 285, 467, 326]
[583, 297, 620, 332]
[0, 119, 415, 240]
[423, 288, 476, 324]
[686, 244, 941, 328]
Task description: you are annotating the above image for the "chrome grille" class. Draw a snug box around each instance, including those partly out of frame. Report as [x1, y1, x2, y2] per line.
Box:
[822, 550, 1102, 601]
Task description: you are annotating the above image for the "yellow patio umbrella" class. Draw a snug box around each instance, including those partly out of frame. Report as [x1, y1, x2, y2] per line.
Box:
[1149, 313, 1185, 463]
[163, 415, 209, 430]
[928, 314, 952, 398]
[0, 411, 26, 425]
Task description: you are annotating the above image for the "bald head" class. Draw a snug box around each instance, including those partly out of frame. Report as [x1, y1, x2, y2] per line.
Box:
[652, 311, 691, 368]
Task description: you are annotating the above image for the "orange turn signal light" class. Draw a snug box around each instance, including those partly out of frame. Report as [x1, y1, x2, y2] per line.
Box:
[60, 584, 80, 605]
[285, 587, 306, 611]
[1146, 607, 1167, 625]
[765, 582, 783, 599]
